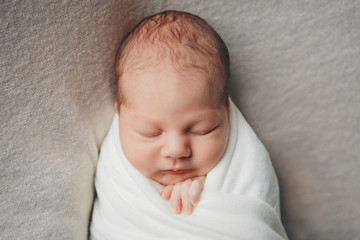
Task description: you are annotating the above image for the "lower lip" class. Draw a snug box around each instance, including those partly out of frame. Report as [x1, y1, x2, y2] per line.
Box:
[163, 169, 191, 175]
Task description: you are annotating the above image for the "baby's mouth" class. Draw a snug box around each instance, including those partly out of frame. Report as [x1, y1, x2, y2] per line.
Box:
[162, 169, 191, 175]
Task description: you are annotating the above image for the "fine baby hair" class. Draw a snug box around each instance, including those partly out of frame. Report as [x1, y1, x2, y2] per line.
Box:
[115, 10, 230, 107]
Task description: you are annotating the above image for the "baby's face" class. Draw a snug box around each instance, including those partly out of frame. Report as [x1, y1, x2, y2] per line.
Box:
[117, 61, 229, 185]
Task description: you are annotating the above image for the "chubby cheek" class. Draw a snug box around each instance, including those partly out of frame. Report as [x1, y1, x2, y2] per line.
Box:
[193, 131, 229, 175]
[194, 107, 230, 175]
[119, 129, 159, 178]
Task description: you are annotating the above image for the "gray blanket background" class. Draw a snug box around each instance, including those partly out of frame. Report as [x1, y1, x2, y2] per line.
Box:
[1, 1, 359, 239]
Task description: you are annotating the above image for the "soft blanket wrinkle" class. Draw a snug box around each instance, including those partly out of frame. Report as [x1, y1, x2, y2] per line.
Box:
[90, 98, 288, 239]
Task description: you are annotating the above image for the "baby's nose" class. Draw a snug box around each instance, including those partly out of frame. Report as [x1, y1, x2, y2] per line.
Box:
[161, 133, 191, 159]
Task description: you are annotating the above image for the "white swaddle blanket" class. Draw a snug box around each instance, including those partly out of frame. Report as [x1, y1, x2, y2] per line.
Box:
[90, 99, 288, 240]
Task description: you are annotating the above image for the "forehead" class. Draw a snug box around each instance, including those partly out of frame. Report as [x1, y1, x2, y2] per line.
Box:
[121, 50, 221, 100]
[126, 61, 206, 94]
[120, 63, 227, 129]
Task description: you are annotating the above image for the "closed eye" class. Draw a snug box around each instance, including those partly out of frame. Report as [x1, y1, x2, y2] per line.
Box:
[139, 132, 162, 138]
[191, 125, 219, 136]
[134, 129, 162, 138]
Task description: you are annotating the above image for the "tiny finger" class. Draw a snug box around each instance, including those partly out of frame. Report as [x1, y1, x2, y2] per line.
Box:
[170, 184, 182, 214]
[160, 185, 174, 200]
[190, 176, 205, 205]
[180, 179, 193, 214]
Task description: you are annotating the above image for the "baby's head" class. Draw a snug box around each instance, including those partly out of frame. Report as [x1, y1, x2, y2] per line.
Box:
[116, 10, 230, 108]
[115, 11, 231, 185]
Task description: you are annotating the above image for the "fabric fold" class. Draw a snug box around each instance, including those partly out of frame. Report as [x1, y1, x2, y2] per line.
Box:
[90, 98, 288, 239]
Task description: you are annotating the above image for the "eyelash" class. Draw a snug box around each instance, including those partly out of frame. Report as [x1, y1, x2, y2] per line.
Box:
[139, 132, 162, 138]
[191, 125, 219, 136]
[137, 125, 219, 138]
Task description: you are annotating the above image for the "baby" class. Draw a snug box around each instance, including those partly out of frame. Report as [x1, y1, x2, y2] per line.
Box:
[91, 10, 287, 240]
[114, 10, 230, 215]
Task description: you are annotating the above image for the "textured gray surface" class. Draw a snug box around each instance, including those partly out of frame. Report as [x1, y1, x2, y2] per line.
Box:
[1, 1, 118, 239]
[1, 1, 360, 239]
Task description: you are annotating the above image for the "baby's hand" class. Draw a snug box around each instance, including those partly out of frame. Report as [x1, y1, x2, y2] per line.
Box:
[160, 176, 206, 215]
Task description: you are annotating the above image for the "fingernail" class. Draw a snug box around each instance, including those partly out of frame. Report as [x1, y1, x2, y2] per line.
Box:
[171, 205, 180, 214]
[185, 206, 192, 215]
[175, 206, 180, 214]
[191, 197, 199, 206]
